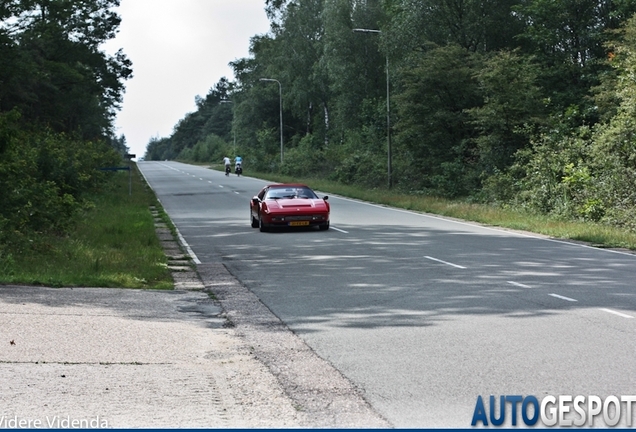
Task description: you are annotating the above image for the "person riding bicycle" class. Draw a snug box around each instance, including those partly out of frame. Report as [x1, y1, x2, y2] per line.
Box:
[223, 156, 231, 175]
[234, 156, 243, 176]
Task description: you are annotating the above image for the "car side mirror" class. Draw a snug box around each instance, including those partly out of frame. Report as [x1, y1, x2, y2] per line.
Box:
[323, 196, 329, 201]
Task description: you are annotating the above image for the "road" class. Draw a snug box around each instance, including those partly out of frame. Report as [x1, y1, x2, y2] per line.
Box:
[138, 161, 636, 428]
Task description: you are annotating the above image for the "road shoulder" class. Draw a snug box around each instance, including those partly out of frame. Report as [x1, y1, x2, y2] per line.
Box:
[197, 262, 391, 428]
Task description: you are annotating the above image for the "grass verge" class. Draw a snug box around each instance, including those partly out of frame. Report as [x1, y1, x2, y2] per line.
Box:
[18, 157, 626, 290]
[224, 166, 636, 252]
[0, 164, 174, 288]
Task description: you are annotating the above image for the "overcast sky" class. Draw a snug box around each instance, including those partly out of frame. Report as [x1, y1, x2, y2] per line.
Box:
[102, 0, 271, 159]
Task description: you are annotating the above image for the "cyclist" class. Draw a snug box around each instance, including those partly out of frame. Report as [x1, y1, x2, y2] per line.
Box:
[222, 156, 231, 175]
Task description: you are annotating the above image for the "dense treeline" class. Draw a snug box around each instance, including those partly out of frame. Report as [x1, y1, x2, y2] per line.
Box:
[0, 0, 132, 252]
[147, 0, 636, 231]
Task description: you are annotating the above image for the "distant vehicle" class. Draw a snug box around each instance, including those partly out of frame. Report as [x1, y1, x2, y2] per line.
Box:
[250, 184, 330, 232]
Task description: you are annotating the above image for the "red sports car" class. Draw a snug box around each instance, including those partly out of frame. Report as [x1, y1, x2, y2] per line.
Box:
[250, 184, 330, 232]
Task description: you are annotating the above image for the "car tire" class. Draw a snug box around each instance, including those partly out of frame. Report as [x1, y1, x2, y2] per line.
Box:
[319, 221, 330, 231]
[259, 216, 269, 232]
[251, 212, 259, 228]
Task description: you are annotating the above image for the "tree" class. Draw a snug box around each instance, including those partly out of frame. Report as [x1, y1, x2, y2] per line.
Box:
[0, 0, 132, 139]
[394, 45, 482, 196]
[270, 0, 330, 141]
[169, 78, 233, 156]
[585, 14, 636, 229]
[109, 133, 129, 157]
[145, 0, 636, 231]
[145, 136, 173, 161]
[323, 0, 387, 136]
[466, 50, 546, 176]
[0, 0, 134, 249]
[513, 0, 636, 113]
[385, 0, 525, 57]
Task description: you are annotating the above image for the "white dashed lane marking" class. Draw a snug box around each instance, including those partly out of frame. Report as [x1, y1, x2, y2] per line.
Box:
[331, 227, 348, 233]
[424, 256, 466, 269]
[549, 293, 578, 302]
[508, 281, 532, 288]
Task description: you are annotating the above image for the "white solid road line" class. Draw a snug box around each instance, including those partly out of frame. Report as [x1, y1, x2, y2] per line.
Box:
[150, 164, 636, 325]
[424, 256, 466, 269]
[175, 226, 201, 264]
[600, 308, 634, 319]
[329, 191, 636, 258]
[549, 293, 578, 302]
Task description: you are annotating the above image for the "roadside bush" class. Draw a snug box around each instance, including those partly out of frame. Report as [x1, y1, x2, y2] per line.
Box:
[0, 111, 121, 250]
[331, 129, 386, 188]
[279, 134, 329, 177]
[483, 120, 593, 216]
[586, 114, 636, 229]
[177, 147, 194, 161]
[248, 127, 281, 172]
[486, 109, 636, 228]
[178, 133, 229, 163]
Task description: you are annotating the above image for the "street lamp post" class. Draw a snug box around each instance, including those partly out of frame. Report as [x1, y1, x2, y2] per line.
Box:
[352, 28, 392, 188]
[259, 78, 284, 164]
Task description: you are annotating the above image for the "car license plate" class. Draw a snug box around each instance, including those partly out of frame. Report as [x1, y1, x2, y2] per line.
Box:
[289, 221, 310, 226]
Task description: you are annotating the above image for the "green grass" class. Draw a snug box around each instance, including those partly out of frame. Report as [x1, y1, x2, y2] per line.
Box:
[233, 167, 636, 252]
[7, 159, 632, 289]
[0, 165, 175, 288]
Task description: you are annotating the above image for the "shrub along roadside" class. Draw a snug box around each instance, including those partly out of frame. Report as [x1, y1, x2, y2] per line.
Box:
[237, 167, 636, 252]
[0, 111, 122, 250]
[4, 157, 635, 289]
[0, 164, 174, 289]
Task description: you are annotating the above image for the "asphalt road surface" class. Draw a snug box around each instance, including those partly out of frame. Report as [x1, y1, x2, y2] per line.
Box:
[138, 161, 636, 428]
